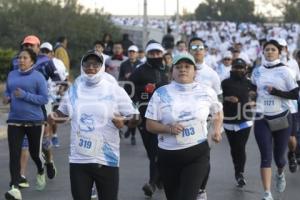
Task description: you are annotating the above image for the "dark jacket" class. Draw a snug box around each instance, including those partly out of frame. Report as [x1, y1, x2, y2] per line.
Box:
[127, 62, 169, 118]
[221, 76, 256, 124]
[118, 59, 141, 81]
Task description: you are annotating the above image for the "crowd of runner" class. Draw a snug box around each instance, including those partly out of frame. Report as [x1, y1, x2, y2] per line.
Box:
[2, 18, 300, 200]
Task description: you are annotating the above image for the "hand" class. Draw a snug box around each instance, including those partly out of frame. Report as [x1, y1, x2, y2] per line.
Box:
[225, 96, 239, 103]
[112, 115, 126, 129]
[265, 86, 273, 94]
[169, 123, 185, 135]
[144, 83, 156, 94]
[3, 96, 10, 104]
[212, 132, 222, 143]
[14, 88, 26, 98]
[125, 73, 131, 79]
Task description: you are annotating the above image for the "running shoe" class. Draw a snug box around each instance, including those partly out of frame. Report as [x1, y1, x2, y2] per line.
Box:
[288, 151, 298, 173]
[51, 136, 60, 148]
[45, 162, 57, 179]
[124, 130, 130, 138]
[36, 172, 46, 191]
[131, 137, 136, 145]
[196, 190, 207, 200]
[262, 191, 273, 200]
[235, 173, 246, 187]
[275, 172, 286, 193]
[142, 183, 156, 197]
[18, 175, 29, 188]
[91, 185, 97, 199]
[5, 185, 22, 200]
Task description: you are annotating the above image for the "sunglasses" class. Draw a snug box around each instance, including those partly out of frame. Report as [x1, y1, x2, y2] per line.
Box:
[82, 62, 101, 69]
[190, 45, 205, 51]
[223, 58, 232, 61]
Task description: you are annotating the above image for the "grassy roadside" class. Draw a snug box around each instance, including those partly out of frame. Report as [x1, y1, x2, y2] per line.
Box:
[0, 82, 7, 139]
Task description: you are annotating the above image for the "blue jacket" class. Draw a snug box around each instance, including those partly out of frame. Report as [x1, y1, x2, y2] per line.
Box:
[5, 68, 48, 123]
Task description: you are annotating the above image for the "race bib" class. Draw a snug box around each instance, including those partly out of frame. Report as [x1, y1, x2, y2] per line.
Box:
[176, 120, 203, 145]
[75, 133, 102, 157]
[263, 98, 281, 113]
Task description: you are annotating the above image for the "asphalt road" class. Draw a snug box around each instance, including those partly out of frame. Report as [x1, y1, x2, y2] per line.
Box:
[0, 123, 299, 200]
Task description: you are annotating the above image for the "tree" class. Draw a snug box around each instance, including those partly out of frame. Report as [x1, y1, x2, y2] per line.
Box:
[194, 0, 264, 22]
[283, 0, 300, 22]
[0, 0, 120, 77]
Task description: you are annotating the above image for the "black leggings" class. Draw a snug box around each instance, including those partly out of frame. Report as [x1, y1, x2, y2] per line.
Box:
[7, 125, 44, 187]
[138, 120, 159, 185]
[158, 142, 210, 200]
[70, 163, 119, 200]
[225, 127, 251, 176]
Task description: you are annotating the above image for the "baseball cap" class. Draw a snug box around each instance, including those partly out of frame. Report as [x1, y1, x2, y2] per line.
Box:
[276, 38, 287, 47]
[81, 50, 103, 66]
[173, 53, 195, 65]
[40, 42, 53, 51]
[128, 45, 139, 52]
[223, 51, 233, 59]
[232, 58, 247, 68]
[145, 42, 165, 54]
[22, 35, 40, 45]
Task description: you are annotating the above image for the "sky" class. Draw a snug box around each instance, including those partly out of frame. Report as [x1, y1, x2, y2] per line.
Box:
[78, 0, 282, 17]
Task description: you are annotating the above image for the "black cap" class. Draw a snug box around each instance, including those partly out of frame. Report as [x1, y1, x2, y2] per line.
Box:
[81, 50, 103, 66]
[232, 58, 247, 68]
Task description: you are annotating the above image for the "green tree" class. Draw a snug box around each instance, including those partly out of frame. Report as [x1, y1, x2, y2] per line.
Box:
[0, 0, 120, 77]
[283, 0, 300, 22]
[194, 0, 264, 22]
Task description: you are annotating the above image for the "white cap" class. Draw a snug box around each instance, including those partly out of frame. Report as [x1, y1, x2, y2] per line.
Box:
[276, 38, 287, 47]
[223, 51, 232, 59]
[145, 42, 165, 54]
[40, 42, 53, 51]
[128, 45, 139, 52]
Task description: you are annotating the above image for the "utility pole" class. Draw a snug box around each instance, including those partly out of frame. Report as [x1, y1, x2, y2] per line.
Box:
[143, 0, 149, 49]
[176, 0, 180, 40]
[164, 0, 167, 34]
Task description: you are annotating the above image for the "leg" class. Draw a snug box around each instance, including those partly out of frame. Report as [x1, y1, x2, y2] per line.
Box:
[225, 127, 251, 176]
[70, 163, 94, 200]
[254, 119, 273, 192]
[158, 149, 181, 200]
[7, 125, 25, 187]
[138, 121, 159, 185]
[26, 126, 45, 174]
[178, 144, 210, 200]
[94, 165, 119, 200]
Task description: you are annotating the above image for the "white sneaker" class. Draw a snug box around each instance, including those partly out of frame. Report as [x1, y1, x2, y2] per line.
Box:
[196, 191, 207, 200]
[5, 186, 22, 200]
[91, 185, 97, 199]
[275, 172, 286, 193]
[36, 173, 46, 191]
[262, 191, 273, 200]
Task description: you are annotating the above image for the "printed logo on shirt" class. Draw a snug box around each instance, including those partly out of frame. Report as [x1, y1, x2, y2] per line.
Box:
[79, 113, 95, 132]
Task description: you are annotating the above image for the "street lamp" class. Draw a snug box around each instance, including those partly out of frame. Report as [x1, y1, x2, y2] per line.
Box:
[143, 0, 148, 48]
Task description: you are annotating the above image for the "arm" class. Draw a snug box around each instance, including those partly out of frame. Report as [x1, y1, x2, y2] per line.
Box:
[112, 114, 140, 129]
[14, 76, 48, 105]
[268, 87, 299, 100]
[146, 119, 184, 135]
[211, 111, 223, 143]
[48, 110, 69, 124]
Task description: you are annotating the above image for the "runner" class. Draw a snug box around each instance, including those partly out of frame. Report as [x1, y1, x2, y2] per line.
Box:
[49, 51, 139, 200]
[251, 39, 299, 200]
[4, 48, 48, 200]
[145, 53, 223, 200]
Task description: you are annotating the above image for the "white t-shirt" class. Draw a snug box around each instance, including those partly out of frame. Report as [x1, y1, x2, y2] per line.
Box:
[286, 60, 300, 114]
[251, 65, 298, 115]
[53, 57, 68, 81]
[195, 62, 222, 95]
[145, 81, 222, 150]
[58, 78, 139, 166]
